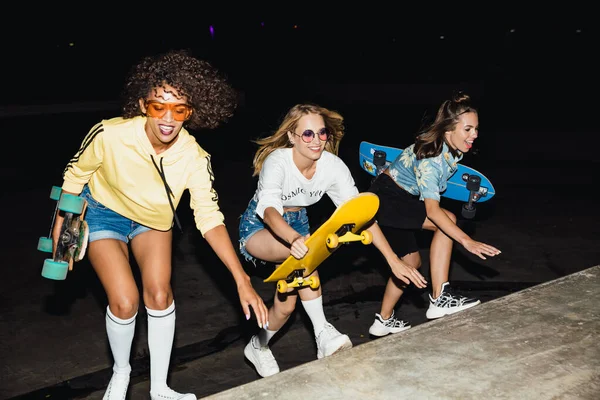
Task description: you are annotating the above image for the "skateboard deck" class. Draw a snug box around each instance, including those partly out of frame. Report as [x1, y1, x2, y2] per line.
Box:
[359, 141, 495, 203]
[264, 192, 380, 293]
[38, 186, 89, 280]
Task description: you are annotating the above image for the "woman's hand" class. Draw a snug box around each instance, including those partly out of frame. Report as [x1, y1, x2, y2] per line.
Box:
[237, 280, 269, 329]
[463, 239, 501, 260]
[388, 257, 428, 288]
[289, 234, 310, 259]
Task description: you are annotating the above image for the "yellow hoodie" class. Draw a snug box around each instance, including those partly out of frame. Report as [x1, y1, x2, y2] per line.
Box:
[62, 116, 224, 236]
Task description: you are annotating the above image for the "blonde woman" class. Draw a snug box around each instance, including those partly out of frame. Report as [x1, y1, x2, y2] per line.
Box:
[238, 104, 427, 377]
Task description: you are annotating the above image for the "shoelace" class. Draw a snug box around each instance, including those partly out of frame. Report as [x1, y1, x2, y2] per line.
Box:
[435, 288, 470, 307]
[382, 317, 407, 328]
[317, 323, 340, 341]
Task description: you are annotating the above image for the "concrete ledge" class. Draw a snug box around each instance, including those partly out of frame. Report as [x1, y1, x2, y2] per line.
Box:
[204, 265, 600, 400]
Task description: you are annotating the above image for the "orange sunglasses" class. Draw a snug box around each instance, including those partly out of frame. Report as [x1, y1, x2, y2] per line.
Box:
[145, 101, 192, 121]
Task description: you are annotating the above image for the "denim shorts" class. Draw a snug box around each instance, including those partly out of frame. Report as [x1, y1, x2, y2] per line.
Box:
[81, 185, 152, 244]
[238, 198, 310, 266]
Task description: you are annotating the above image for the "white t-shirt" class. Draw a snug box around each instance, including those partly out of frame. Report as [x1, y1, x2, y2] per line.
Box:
[254, 148, 359, 218]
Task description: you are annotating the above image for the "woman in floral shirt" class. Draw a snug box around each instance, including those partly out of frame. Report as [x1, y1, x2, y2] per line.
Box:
[366, 92, 502, 337]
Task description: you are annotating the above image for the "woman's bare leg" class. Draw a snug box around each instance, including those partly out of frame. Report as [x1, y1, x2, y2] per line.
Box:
[131, 229, 192, 398]
[423, 208, 457, 298]
[379, 251, 422, 319]
[88, 238, 138, 398]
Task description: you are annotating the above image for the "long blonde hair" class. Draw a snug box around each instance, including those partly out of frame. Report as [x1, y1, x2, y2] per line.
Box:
[251, 104, 345, 176]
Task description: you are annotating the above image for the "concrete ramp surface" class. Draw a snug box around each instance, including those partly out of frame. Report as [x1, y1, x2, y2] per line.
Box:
[204, 266, 600, 400]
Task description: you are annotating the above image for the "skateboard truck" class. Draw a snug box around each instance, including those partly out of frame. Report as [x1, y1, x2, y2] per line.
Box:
[373, 150, 387, 176]
[461, 173, 485, 219]
[276, 224, 374, 294]
[326, 223, 373, 248]
[277, 269, 321, 293]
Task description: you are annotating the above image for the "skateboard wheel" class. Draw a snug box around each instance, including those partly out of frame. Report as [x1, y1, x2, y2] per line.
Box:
[41, 259, 69, 280]
[37, 237, 53, 253]
[360, 230, 373, 245]
[308, 276, 320, 289]
[50, 186, 62, 201]
[58, 193, 86, 214]
[326, 233, 339, 249]
[461, 204, 476, 219]
[277, 280, 289, 294]
[466, 175, 481, 192]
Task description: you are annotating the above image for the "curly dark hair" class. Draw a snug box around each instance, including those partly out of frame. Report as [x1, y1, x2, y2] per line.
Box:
[121, 49, 238, 130]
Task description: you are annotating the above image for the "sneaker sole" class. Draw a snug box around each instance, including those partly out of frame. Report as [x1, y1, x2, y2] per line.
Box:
[426, 300, 481, 319]
[369, 324, 411, 337]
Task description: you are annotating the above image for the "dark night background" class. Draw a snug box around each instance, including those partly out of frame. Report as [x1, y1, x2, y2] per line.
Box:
[1, 5, 599, 399]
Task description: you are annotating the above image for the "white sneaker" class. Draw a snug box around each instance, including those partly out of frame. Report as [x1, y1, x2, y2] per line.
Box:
[150, 387, 197, 400]
[103, 372, 129, 400]
[426, 282, 481, 319]
[316, 322, 352, 359]
[244, 335, 280, 377]
[368, 311, 411, 337]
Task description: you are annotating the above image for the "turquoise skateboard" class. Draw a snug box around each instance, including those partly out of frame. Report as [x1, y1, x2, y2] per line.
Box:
[359, 141, 496, 218]
[37, 186, 89, 280]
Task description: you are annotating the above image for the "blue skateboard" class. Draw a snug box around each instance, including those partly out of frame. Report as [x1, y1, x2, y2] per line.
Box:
[359, 141, 496, 218]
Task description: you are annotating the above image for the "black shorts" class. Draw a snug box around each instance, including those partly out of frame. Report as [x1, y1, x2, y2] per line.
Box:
[368, 173, 426, 257]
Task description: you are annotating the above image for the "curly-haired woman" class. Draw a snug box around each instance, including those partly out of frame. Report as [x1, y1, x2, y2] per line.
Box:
[53, 49, 268, 400]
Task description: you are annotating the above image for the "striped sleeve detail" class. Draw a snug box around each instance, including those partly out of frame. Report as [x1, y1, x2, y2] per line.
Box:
[63, 123, 104, 178]
[205, 153, 219, 202]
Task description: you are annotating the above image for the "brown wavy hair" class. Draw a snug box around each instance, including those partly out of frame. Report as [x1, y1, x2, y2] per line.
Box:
[121, 49, 238, 130]
[251, 104, 345, 176]
[414, 92, 477, 160]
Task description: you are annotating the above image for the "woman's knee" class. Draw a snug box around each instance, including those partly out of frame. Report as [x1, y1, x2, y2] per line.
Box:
[443, 209, 457, 223]
[143, 286, 174, 310]
[108, 297, 139, 319]
[274, 294, 297, 317]
[402, 251, 422, 269]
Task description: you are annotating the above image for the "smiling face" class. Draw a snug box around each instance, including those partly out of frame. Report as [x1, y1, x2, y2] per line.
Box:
[288, 113, 328, 164]
[445, 111, 479, 153]
[139, 85, 191, 153]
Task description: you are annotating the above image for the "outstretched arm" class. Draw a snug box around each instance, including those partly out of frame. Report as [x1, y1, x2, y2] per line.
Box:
[424, 199, 501, 259]
[366, 222, 428, 288]
[203, 225, 269, 328]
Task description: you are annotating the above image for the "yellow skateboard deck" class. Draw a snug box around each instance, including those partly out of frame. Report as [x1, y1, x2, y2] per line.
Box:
[264, 192, 379, 293]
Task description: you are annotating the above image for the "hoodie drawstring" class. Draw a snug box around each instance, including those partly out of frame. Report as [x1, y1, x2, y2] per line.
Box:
[151, 155, 183, 233]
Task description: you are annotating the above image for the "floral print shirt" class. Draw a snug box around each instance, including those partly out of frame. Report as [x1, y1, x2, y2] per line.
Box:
[386, 143, 463, 202]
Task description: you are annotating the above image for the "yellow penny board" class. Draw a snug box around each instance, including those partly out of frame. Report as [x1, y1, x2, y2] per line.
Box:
[264, 192, 379, 293]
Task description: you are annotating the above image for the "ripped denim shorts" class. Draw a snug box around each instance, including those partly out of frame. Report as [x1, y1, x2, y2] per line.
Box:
[238, 198, 310, 266]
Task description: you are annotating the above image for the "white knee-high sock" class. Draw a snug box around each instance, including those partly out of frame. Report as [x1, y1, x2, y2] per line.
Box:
[147, 301, 176, 393]
[106, 306, 137, 375]
[301, 296, 327, 335]
[257, 328, 278, 347]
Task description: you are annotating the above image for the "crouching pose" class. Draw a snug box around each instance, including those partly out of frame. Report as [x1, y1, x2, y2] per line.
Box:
[54, 50, 268, 400]
[239, 104, 427, 377]
[367, 92, 501, 337]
